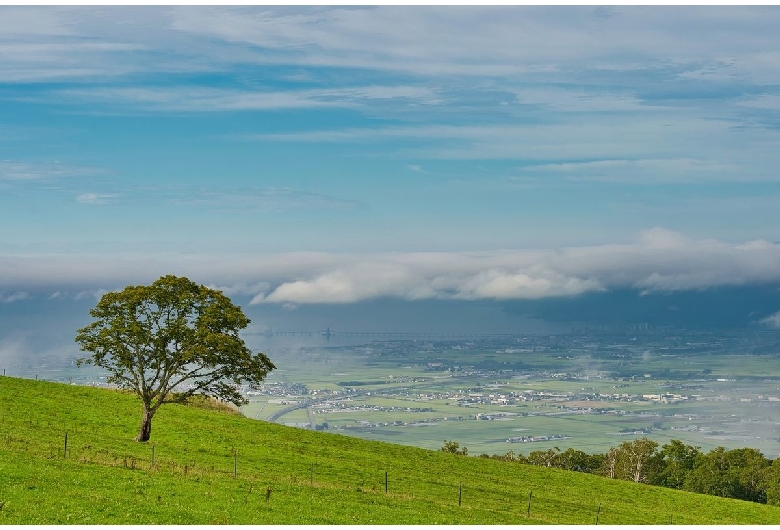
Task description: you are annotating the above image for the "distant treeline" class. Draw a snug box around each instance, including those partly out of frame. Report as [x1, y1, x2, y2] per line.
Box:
[444, 438, 780, 505]
[336, 380, 387, 386]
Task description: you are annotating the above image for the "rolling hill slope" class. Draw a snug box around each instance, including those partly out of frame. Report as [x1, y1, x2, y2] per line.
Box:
[1, 376, 779, 524]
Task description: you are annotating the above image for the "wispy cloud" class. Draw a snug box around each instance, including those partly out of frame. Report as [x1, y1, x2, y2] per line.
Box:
[74, 289, 107, 302]
[515, 158, 745, 184]
[244, 120, 780, 182]
[53, 84, 441, 113]
[5, 7, 779, 98]
[0, 291, 29, 303]
[76, 192, 117, 204]
[737, 95, 780, 111]
[167, 187, 363, 212]
[0, 161, 108, 181]
[168, 6, 780, 80]
[513, 88, 649, 113]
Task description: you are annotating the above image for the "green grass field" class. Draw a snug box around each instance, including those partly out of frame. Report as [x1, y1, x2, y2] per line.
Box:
[2, 376, 780, 524]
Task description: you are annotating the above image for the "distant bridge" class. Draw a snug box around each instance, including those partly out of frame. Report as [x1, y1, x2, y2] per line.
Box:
[247, 327, 526, 339]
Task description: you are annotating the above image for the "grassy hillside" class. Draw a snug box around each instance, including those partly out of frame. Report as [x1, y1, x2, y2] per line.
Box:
[1, 376, 779, 524]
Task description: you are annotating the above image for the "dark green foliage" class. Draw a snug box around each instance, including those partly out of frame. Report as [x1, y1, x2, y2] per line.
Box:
[440, 440, 468, 455]
[75, 275, 275, 441]
[481, 438, 776, 507]
[650, 440, 700, 489]
[761, 459, 780, 506]
[597, 438, 661, 483]
[684, 447, 770, 503]
[559, 448, 604, 473]
[526, 446, 602, 473]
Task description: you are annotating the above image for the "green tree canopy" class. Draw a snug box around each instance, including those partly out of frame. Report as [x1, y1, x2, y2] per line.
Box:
[75, 275, 275, 442]
[652, 439, 700, 489]
[684, 446, 770, 502]
[598, 438, 660, 483]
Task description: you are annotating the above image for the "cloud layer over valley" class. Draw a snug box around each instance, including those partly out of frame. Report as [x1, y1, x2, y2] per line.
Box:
[2, 229, 780, 307]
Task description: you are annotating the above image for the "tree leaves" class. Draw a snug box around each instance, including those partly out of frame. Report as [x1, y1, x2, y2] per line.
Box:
[75, 275, 275, 441]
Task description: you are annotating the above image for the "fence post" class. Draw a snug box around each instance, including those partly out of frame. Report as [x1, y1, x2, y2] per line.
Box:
[596, 502, 601, 525]
[64, 432, 68, 458]
[234, 451, 237, 479]
[459, 483, 462, 506]
[151, 445, 155, 469]
[310, 463, 314, 486]
[527, 491, 532, 518]
[385, 471, 388, 494]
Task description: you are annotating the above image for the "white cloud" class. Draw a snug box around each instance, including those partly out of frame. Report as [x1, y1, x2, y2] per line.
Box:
[0, 161, 107, 181]
[760, 311, 780, 329]
[761, 311, 780, 328]
[74, 289, 108, 301]
[206, 282, 270, 297]
[0, 291, 29, 303]
[167, 6, 780, 81]
[3, 7, 779, 89]
[3, 229, 780, 305]
[76, 192, 117, 204]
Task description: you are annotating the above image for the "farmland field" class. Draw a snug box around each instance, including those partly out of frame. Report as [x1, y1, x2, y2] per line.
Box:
[9, 329, 780, 458]
[239, 330, 780, 457]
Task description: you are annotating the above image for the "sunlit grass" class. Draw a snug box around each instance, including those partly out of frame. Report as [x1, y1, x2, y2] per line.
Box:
[1, 376, 779, 524]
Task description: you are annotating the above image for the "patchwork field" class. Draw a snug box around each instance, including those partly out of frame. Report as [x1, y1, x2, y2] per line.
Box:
[237, 333, 780, 457]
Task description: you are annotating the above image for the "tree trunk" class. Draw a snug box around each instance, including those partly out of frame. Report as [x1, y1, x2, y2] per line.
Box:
[136, 407, 154, 442]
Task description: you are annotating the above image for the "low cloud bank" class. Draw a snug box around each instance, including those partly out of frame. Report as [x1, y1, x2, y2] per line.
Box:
[2, 229, 780, 306]
[761, 311, 780, 329]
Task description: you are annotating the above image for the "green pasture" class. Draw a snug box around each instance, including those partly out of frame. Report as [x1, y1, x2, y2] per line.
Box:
[2, 376, 780, 524]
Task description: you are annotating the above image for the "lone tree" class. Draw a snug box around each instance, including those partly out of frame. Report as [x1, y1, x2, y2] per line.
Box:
[75, 275, 275, 442]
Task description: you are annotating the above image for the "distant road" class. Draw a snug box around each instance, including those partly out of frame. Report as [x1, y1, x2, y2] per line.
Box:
[267, 399, 313, 423]
[266, 389, 374, 425]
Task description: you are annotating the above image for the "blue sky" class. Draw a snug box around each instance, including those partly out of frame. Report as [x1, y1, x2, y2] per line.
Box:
[2, 6, 780, 316]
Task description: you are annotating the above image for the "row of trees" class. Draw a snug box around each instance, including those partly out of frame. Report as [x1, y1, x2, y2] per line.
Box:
[468, 438, 780, 505]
